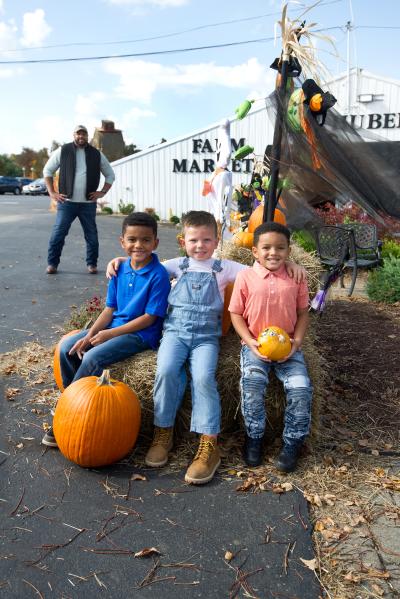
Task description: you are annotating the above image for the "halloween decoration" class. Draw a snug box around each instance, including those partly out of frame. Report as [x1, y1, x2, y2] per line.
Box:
[258, 326, 292, 361]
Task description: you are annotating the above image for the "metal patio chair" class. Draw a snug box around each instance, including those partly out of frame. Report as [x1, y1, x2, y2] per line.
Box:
[315, 225, 358, 297]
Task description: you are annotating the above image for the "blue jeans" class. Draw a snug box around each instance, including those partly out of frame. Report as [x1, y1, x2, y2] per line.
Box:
[48, 201, 98, 267]
[153, 332, 221, 435]
[59, 329, 150, 388]
[240, 345, 313, 445]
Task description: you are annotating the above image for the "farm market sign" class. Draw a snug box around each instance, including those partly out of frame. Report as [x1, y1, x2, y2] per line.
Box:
[172, 138, 253, 174]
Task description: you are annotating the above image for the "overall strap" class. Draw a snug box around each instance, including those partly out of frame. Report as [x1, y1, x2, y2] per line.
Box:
[179, 256, 190, 273]
[211, 259, 223, 274]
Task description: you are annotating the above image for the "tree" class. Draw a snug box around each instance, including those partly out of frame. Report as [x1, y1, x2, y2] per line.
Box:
[0, 154, 21, 176]
[13, 147, 49, 178]
[123, 143, 141, 157]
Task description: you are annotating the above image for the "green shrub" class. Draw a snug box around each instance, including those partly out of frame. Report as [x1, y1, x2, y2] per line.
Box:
[381, 238, 400, 260]
[118, 200, 135, 215]
[366, 257, 400, 304]
[170, 215, 180, 224]
[291, 230, 316, 253]
[101, 206, 113, 215]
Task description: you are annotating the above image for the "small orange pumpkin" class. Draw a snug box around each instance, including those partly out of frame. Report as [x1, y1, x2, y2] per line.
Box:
[233, 230, 254, 249]
[221, 281, 234, 336]
[53, 329, 80, 391]
[53, 369, 141, 467]
[257, 326, 292, 361]
[247, 204, 287, 233]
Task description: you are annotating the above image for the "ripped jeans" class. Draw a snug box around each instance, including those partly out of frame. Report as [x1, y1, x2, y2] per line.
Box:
[240, 345, 313, 445]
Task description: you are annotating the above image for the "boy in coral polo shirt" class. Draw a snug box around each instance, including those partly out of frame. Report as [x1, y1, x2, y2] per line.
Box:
[229, 222, 312, 472]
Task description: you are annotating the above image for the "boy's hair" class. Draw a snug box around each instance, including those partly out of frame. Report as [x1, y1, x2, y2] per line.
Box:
[181, 211, 218, 237]
[122, 211, 158, 236]
[253, 221, 291, 246]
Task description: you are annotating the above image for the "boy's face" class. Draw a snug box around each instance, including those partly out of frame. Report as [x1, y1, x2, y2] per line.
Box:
[120, 225, 158, 269]
[252, 231, 290, 271]
[181, 225, 219, 261]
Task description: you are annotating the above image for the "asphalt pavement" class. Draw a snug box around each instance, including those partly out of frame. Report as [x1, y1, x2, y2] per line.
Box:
[0, 195, 320, 598]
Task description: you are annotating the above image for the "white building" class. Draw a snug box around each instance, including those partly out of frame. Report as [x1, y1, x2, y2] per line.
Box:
[107, 68, 400, 218]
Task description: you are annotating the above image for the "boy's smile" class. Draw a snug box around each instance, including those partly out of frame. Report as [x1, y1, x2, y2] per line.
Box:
[252, 231, 290, 271]
[182, 225, 219, 261]
[120, 225, 159, 270]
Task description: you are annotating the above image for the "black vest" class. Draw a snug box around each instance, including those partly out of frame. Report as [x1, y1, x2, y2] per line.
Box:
[59, 142, 101, 200]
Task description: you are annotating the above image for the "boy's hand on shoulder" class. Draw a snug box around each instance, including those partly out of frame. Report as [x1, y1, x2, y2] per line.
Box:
[106, 257, 126, 279]
[247, 338, 272, 362]
[90, 329, 115, 346]
[286, 261, 307, 283]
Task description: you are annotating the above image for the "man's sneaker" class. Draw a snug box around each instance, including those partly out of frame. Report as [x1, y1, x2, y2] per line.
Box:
[41, 427, 58, 448]
[185, 435, 221, 485]
[243, 435, 263, 467]
[145, 427, 173, 467]
[275, 442, 303, 473]
[87, 265, 98, 274]
[46, 265, 57, 274]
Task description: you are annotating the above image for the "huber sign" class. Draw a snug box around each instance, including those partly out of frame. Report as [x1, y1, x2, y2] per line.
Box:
[346, 113, 400, 130]
[172, 137, 253, 174]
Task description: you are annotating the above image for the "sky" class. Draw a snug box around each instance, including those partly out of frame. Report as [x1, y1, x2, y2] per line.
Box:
[0, 0, 400, 155]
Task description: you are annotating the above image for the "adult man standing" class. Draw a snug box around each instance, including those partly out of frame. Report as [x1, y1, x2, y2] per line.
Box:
[44, 125, 115, 274]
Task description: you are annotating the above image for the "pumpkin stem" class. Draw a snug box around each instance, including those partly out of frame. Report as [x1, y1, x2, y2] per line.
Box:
[97, 369, 112, 386]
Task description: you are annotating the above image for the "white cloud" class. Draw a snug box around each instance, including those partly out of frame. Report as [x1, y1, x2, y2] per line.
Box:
[20, 9, 51, 47]
[105, 57, 274, 103]
[0, 19, 18, 53]
[108, 0, 188, 6]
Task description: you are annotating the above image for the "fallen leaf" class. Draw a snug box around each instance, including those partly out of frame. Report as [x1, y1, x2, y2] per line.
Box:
[371, 449, 380, 456]
[16, 443, 24, 449]
[134, 547, 161, 558]
[224, 551, 234, 562]
[130, 473, 147, 481]
[358, 439, 369, 447]
[300, 557, 317, 571]
[6, 388, 20, 400]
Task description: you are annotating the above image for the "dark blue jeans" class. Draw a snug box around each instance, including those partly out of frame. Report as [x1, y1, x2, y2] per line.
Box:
[59, 329, 150, 388]
[47, 201, 98, 268]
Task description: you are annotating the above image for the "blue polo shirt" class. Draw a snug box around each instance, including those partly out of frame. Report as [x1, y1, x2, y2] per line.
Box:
[106, 253, 170, 349]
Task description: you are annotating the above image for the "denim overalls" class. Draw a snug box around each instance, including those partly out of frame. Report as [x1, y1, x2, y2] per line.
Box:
[153, 257, 223, 435]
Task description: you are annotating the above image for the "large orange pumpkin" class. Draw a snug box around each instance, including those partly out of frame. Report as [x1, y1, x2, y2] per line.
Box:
[247, 204, 286, 233]
[53, 329, 80, 391]
[233, 230, 254, 249]
[222, 281, 234, 336]
[53, 370, 141, 467]
[257, 326, 292, 361]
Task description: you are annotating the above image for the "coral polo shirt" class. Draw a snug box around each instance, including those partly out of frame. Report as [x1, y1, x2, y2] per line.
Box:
[228, 261, 309, 337]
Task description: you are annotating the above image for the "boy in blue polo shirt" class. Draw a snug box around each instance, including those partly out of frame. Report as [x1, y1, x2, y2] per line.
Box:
[42, 211, 170, 447]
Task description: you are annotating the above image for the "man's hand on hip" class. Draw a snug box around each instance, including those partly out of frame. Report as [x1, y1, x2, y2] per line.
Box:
[88, 190, 105, 202]
[50, 192, 67, 203]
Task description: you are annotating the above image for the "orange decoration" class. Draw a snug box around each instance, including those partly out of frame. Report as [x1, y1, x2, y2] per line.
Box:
[222, 281, 234, 336]
[257, 326, 292, 361]
[53, 330, 80, 391]
[53, 370, 141, 467]
[247, 204, 286, 233]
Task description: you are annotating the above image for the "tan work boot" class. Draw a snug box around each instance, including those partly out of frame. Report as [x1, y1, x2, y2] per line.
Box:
[145, 426, 173, 467]
[185, 435, 221, 485]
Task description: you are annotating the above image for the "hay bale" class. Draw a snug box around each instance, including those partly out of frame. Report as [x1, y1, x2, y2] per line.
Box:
[111, 240, 324, 444]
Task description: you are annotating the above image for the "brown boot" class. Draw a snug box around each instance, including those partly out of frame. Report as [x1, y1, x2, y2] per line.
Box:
[145, 427, 173, 467]
[185, 435, 221, 485]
